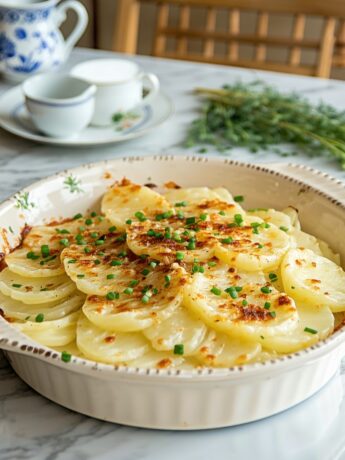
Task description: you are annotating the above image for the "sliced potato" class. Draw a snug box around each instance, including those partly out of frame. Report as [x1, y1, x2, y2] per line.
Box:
[82, 264, 188, 332]
[247, 208, 292, 231]
[261, 305, 334, 353]
[6, 214, 113, 278]
[101, 179, 171, 229]
[281, 248, 345, 312]
[0, 290, 84, 321]
[127, 348, 185, 369]
[282, 206, 301, 230]
[214, 217, 291, 271]
[143, 306, 207, 355]
[76, 313, 149, 364]
[290, 229, 322, 254]
[0, 268, 75, 304]
[318, 239, 341, 265]
[61, 235, 127, 295]
[193, 329, 261, 367]
[184, 264, 298, 344]
[13, 311, 79, 347]
[127, 219, 216, 263]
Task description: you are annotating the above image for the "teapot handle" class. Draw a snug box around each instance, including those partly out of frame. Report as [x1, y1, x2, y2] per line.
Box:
[55, 0, 88, 55]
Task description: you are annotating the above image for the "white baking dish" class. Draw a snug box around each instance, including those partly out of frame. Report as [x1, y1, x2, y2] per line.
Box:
[1, 156, 345, 430]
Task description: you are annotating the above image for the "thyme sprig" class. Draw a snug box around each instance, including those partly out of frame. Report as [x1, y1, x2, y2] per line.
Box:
[185, 81, 345, 169]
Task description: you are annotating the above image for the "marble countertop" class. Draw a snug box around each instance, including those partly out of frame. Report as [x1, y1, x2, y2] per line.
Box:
[1, 48, 345, 460]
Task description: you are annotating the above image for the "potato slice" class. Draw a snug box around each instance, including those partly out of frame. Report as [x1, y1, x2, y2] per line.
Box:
[76, 313, 149, 364]
[6, 214, 113, 278]
[261, 305, 334, 353]
[61, 235, 127, 295]
[193, 330, 261, 367]
[247, 208, 292, 231]
[127, 348, 185, 369]
[0, 290, 84, 321]
[0, 268, 75, 304]
[214, 217, 291, 271]
[281, 248, 345, 312]
[82, 264, 188, 332]
[101, 179, 171, 229]
[13, 311, 79, 347]
[184, 264, 298, 344]
[143, 306, 207, 355]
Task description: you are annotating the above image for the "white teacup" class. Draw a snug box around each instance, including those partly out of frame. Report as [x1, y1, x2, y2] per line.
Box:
[70, 59, 160, 127]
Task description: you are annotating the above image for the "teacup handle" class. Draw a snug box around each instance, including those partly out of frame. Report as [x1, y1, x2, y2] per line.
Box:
[55, 0, 89, 55]
[140, 73, 160, 106]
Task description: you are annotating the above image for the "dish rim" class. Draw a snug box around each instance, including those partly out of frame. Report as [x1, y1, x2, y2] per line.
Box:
[1, 155, 345, 381]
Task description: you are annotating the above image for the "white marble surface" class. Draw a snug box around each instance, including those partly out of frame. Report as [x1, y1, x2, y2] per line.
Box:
[1, 48, 345, 459]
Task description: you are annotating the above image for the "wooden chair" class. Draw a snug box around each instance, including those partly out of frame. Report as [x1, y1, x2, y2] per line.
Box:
[113, 0, 345, 78]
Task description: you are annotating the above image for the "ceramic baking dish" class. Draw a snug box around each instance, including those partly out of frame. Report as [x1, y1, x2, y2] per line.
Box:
[0, 156, 345, 430]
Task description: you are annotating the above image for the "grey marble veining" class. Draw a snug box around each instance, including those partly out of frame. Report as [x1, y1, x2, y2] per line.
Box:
[1, 48, 345, 460]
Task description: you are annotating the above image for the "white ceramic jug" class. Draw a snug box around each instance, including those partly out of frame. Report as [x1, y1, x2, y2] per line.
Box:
[0, 0, 88, 81]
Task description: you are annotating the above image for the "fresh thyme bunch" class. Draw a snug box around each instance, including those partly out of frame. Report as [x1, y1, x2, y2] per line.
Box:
[185, 81, 345, 169]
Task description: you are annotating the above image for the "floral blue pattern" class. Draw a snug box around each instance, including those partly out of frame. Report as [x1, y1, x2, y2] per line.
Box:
[0, 33, 15, 60]
[0, 7, 52, 24]
[15, 28, 27, 40]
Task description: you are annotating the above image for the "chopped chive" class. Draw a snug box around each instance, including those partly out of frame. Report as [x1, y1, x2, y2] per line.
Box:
[152, 288, 158, 295]
[35, 313, 44, 323]
[9, 226, 14, 233]
[123, 287, 133, 295]
[155, 211, 173, 221]
[129, 279, 139, 287]
[135, 211, 147, 222]
[264, 302, 271, 310]
[26, 251, 39, 260]
[109, 226, 117, 232]
[94, 259, 101, 265]
[225, 286, 238, 299]
[116, 233, 127, 243]
[106, 291, 119, 300]
[219, 210, 226, 216]
[61, 351, 72, 363]
[221, 237, 233, 244]
[208, 261, 217, 267]
[174, 344, 184, 355]
[125, 219, 132, 225]
[110, 260, 123, 266]
[56, 228, 70, 234]
[261, 286, 272, 294]
[85, 218, 93, 225]
[79, 226, 86, 232]
[95, 239, 104, 246]
[60, 238, 69, 247]
[234, 214, 243, 226]
[68, 259, 77, 264]
[141, 294, 150, 303]
[140, 254, 149, 260]
[176, 211, 184, 219]
[185, 217, 196, 226]
[77, 274, 85, 278]
[210, 286, 222, 296]
[257, 243, 263, 249]
[91, 211, 97, 218]
[83, 247, 91, 254]
[269, 273, 278, 282]
[234, 195, 244, 203]
[107, 274, 115, 279]
[90, 232, 98, 239]
[12, 283, 22, 288]
[187, 240, 196, 250]
[176, 252, 184, 261]
[175, 201, 188, 207]
[164, 275, 171, 287]
[149, 261, 158, 268]
[73, 213, 82, 220]
[280, 226, 289, 232]
[141, 268, 150, 276]
[41, 244, 50, 258]
[242, 299, 248, 306]
[304, 327, 318, 334]
[269, 311, 276, 318]
[199, 213, 207, 221]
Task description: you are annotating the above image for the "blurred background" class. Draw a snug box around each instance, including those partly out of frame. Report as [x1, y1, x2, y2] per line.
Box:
[65, 0, 345, 80]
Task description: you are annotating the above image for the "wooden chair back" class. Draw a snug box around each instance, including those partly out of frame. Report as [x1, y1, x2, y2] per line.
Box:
[113, 0, 345, 78]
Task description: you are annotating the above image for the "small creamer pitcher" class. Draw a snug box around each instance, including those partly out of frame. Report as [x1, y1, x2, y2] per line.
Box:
[0, 0, 88, 82]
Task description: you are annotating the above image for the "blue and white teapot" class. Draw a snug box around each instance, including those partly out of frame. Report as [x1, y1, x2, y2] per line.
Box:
[0, 0, 88, 81]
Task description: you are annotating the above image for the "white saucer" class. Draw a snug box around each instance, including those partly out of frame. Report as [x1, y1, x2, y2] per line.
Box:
[0, 86, 173, 146]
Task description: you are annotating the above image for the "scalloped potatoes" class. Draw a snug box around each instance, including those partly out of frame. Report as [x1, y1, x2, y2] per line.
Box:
[0, 180, 342, 369]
